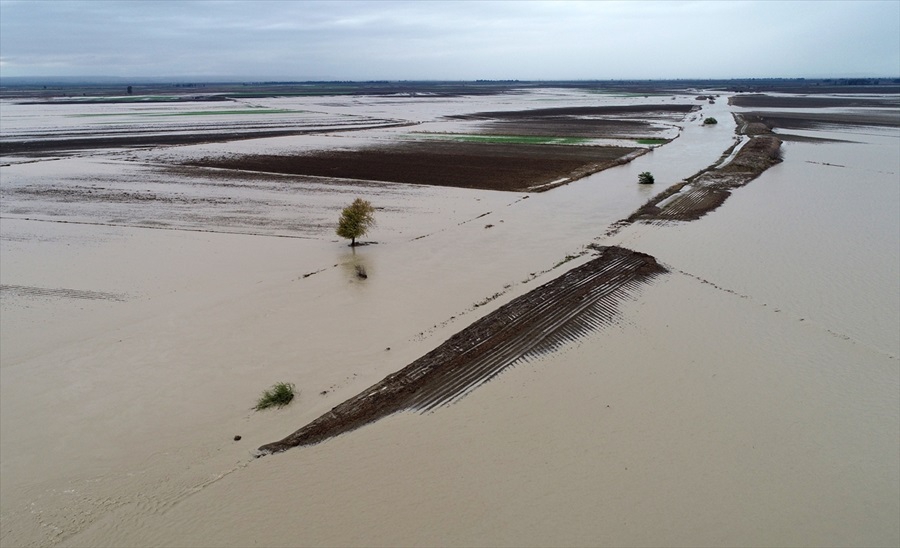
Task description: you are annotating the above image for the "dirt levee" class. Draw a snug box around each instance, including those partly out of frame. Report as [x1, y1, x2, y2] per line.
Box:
[627, 132, 783, 223]
[186, 141, 640, 192]
[257, 246, 666, 455]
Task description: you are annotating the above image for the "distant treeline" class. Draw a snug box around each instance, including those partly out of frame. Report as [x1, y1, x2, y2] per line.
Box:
[2, 77, 898, 100]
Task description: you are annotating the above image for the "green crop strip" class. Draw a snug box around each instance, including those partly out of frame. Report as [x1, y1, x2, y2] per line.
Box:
[635, 138, 668, 145]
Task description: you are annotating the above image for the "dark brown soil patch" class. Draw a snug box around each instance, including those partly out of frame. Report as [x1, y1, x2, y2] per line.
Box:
[468, 118, 654, 139]
[257, 245, 666, 455]
[449, 104, 697, 139]
[449, 104, 697, 120]
[185, 141, 641, 192]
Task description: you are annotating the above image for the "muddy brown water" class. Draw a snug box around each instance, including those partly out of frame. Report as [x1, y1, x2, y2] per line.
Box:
[1, 90, 897, 547]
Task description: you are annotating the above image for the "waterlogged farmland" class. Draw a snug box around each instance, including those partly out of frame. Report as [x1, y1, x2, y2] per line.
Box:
[1, 83, 898, 548]
[0, 99, 409, 156]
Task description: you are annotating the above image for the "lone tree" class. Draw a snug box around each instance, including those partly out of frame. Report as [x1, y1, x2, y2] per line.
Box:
[638, 171, 655, 184]
[703, 117, 718, 125]
[336, 198, 376, 246]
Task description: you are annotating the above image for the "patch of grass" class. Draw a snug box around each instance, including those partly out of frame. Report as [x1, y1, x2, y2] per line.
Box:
[635, 138, 668, 145]
[254, 382, 296, 410]
[412, 133, 589, 145]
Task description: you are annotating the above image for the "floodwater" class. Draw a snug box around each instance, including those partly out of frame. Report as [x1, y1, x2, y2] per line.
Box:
[1, 90, 897, 547]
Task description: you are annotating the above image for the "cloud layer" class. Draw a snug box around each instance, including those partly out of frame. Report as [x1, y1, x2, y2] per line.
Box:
[1, 0, 898, 79]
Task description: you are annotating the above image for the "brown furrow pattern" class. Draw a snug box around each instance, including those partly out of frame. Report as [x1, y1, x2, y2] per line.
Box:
[257, 246, 666, 455]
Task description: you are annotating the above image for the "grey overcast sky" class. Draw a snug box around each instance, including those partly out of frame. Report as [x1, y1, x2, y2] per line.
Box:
[1, 0, 898, 80]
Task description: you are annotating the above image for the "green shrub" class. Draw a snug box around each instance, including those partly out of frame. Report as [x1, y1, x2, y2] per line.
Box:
[703, 117, 718, 125]
[638, 171, 655, 184]
[255, 382, 296, 410]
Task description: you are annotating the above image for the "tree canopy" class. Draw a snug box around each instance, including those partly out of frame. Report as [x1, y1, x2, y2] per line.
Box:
[336, 198, 376, 246]
[638, 171, 655, 184]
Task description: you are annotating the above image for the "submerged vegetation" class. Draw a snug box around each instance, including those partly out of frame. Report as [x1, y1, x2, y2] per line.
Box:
[255, 382, 296, 410]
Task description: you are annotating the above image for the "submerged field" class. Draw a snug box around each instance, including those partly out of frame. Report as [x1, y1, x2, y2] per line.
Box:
[0, 85, 898, 548]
